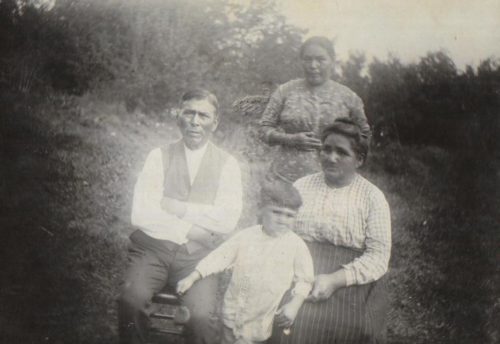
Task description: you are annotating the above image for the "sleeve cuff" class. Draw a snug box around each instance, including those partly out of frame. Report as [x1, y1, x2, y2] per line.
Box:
[342, 266, 356, 287]
[195, 263, 210, 278]
[292, 282, 313, 298]
[194, 268, 206, 279]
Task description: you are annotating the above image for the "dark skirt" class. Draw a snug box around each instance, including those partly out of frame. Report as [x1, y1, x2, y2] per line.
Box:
[268, 242, 389, 344]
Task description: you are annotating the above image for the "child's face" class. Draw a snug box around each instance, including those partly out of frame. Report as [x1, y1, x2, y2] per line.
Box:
[261, 204, 298, 237]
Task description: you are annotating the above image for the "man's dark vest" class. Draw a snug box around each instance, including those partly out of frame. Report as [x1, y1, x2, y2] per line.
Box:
[161, 140, 229, 204]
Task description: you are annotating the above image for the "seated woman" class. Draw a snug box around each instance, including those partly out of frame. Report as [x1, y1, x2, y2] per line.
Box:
[269, 118, 391, 344]
[259, 36, 370, 183]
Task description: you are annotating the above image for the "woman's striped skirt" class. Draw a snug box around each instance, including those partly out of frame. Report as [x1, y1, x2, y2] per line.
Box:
[268, 242, 389, 344]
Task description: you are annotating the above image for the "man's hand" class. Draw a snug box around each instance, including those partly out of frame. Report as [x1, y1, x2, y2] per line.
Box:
[187, 225, 225, 249]
[275, 295, 305, 329]
[176, 271, 201, 295]
[161, 197, 187, 218]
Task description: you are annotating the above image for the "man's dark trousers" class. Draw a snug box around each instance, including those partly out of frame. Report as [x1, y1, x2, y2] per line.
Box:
[118, 230, 220, 344]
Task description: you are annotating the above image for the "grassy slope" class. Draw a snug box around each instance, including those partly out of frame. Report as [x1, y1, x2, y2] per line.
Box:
[1, 95, 497, 343]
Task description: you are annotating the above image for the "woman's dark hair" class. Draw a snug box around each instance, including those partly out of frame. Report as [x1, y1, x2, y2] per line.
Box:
[300, 36, 335, 59]
[321, 118, 370, 164]
[180, 89, 219, 115]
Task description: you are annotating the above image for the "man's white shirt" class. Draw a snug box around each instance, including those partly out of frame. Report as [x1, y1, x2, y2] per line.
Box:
[183, 143, 207, 185]
[131, 142, 243, 244]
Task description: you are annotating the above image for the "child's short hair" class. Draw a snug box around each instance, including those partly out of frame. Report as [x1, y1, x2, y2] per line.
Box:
[260, 180, 303, 210]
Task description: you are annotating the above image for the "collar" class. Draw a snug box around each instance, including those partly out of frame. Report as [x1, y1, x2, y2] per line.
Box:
[183, 141, 209, 156]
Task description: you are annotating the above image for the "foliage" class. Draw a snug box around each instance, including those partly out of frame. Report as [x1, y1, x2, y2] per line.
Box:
[339, 52, 500, 150]
[1, 1, 499, 343]
[1, 0, 498, 151]
[1, 0, 304, 112]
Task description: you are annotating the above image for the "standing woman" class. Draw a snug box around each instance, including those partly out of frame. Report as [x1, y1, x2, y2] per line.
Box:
[259, 36, 370, 183]
[270, 118, 391, 344]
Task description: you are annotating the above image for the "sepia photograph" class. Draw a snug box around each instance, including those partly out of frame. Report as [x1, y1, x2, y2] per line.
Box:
[1, 0, 499, 343]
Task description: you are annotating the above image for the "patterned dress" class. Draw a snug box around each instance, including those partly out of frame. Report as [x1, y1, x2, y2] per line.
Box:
[259, 79, 369, 182]
[269, 173, 392, 344]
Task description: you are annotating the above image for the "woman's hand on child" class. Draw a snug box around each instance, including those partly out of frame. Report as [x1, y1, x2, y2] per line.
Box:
[176, 271, 201, 295]
[307, 271, 347, 302]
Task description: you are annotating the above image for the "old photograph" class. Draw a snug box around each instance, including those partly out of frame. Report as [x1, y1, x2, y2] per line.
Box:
[1, 0, 499, 343]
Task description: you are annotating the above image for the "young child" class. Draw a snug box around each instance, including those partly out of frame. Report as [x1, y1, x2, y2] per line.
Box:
[176, 181, 314, 344]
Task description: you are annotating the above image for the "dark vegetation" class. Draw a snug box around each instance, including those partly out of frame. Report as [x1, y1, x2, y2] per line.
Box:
[1, 0, 499, 343]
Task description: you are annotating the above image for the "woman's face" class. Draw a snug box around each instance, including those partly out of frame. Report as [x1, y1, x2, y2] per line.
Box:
[319, 133, 362, 187]
[301, 44, 333, 86]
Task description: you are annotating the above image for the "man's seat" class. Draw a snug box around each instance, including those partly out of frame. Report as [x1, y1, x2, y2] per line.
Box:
[149, 292, 190, 342]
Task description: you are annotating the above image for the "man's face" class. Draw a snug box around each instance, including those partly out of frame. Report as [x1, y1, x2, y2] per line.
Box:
[177, 98, 218, 150]
[261, 204, 298, 237]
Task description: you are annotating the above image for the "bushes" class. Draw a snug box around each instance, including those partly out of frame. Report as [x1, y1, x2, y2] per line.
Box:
[1, 1, 499, 343]
[361, 145, 452, 342]
[364, 144, 499, 343]
[2, 0, 499, 150]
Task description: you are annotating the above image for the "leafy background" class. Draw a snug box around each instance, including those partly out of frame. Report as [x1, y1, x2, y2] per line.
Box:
[0, 0, 499, 343]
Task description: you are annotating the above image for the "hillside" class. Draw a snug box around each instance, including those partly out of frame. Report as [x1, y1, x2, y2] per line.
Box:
[1, 93, 498, 343]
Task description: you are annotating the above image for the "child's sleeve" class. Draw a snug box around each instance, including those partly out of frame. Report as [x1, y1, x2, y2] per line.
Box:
[291, 240, 315, 298]
[195, 229, 247, 278]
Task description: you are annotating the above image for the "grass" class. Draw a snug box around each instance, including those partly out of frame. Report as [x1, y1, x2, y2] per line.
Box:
[0, 93, 498, 343]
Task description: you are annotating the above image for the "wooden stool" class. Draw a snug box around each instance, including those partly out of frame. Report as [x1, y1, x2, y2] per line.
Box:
[149, 293, 190, 343]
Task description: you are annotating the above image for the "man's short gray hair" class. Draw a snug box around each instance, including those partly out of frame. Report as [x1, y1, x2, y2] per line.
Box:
[180, 89, 219, 116]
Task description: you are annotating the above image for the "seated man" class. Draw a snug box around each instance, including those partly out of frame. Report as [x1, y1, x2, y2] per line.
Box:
[118, 89, 243, 344]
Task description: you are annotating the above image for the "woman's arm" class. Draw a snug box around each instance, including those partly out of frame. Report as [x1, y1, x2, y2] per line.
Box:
[341, 188, 391, 286]
[294, 238, 346, 302]
[259, 86, 287, 145]
[259, 85, 321, 150]
[308, 189, 391, 300]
